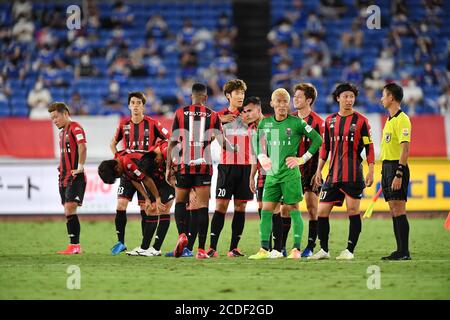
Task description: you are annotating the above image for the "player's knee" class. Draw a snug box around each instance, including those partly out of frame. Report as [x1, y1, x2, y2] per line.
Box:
[64, 203, 78, 216]
[116, 199, 129, 211]
[234, 201, 247, 212]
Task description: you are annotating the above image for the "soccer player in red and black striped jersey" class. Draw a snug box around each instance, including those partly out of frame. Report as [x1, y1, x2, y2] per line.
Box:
[166, 83, 235, 258]
[280, 83, 324, 258]
[208, 79, 253, 258]
[98, 149, 170, 256]
[310, 83, 374, 260]
[109, 92, 170, 255]
[48, 102, 87, 255]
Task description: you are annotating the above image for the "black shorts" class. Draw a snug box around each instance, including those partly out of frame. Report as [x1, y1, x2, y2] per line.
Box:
[257, 186, 264, 202]
[381, 160, 410, 202]
[59, 174, 86, 206]
[154, 180, 176, 204]
[117, 176, 146, 204]
[302, 174, 321, 195]
[176, 173, 212, 189]
[216, 164, 253, 201]
[319, 182, 365, 206]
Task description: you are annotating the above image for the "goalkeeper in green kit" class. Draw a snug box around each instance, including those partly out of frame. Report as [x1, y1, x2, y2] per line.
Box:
[249, 88, 322, 260]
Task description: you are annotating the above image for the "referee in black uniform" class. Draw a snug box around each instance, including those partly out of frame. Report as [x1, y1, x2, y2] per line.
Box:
[380, 83, 412, 260]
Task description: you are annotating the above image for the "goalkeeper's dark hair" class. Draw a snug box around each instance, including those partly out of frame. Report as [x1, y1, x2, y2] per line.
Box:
[138, 151, 157, 177]
[98, 160, 120, 184]
[383, 82, 403, 103]
[332, 82, 359, 102]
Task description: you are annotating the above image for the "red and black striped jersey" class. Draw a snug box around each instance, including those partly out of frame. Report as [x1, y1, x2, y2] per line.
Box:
[320, 112, 375, 184]
[116, 151, 146, 182]
[114, 115, 170, 152]
[171, 104, 222, 175]
[58, 121, 87, 187]
[149, 140, 168, 184]
[248, 122, 266, 188]
[218, 107, 252, 165]
[293, 111, 324, 178]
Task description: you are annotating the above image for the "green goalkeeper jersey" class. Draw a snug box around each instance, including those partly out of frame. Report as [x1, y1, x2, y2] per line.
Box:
[255, 115, 322, 182]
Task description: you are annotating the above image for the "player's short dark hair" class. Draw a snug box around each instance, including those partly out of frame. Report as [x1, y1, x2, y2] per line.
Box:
[98, 160, 120, 184]
[383, 82, 403, 103]
[332, 82, 359, 102]
[223, 79, 247, 97]
[138, 151, 157, 177]
[293, 83, 318, 105]
[48, 102, 70, 114]
[243, 96, 261, 107]
[192, 83, 207, 95]
[128, 92, 147, 105]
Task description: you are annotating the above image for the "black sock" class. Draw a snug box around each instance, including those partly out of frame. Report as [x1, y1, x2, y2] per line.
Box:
[272, 214, 283, 251]
[140, 210, 146, 236]
[347, 214, 362, 253]
[174, 202, 188, 235]
[209, 211, 225, 250]
[187, 210, 199, 251]
[66, 215, 80, 244]
[281, 217, 291, 250]
[153, 214, 170, 251]
[197, 207, 209, 250]
[392, 216, 401, 252]
[397, 214, 410, 255]
[258, 208, 261, 219]
[318, 217, 330, 252]
[230, 211, 245, 251]
[115, 210, 127, 243]
[307, 220, 318, 249]
[141, 215, 158, 250]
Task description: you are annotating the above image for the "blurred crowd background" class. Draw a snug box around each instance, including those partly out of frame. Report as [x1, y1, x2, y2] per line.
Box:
[0, 0, 449, 118]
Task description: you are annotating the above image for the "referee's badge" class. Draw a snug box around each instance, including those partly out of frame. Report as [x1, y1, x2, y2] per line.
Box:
[402, 128, 409, 137]
[385, 133, 391, 142]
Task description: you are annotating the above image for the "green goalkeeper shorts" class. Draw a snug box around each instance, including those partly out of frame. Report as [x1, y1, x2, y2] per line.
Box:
[262, 177, 303, 205]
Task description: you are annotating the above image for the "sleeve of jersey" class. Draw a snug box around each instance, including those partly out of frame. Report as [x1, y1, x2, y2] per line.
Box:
[361, 119, 375, 164]
[114, 121, 123, 142]
[253, 120, 267, 157]
[397, 115, 412, 143]
[302, 120, 322, 155]
[155, 120, 170, 140]
[171, 112, 180, 142]
[73, 126, 87, 144]
[213, 112, 223, 132]
[128, 162, 145, 181]
[319, 121, 329, 161]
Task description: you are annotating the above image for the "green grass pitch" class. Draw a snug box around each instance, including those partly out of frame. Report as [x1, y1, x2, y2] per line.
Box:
[0, 216, 449, 300]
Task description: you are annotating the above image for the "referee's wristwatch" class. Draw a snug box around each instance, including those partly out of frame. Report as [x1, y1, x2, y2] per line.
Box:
[395, 173, 403, 178]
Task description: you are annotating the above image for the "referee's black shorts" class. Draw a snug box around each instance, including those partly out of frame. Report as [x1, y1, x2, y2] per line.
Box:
[381, 160, 410, 202]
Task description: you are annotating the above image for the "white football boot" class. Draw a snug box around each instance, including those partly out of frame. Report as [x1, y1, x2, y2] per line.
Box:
[126, 247, 146, 256]
[267, 250, 284, 259]
[336, 249, 354, 260]
[307, 248, 330, 260]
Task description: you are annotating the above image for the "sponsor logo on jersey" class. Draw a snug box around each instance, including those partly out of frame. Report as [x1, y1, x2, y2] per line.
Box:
[402, 128, 409, 137]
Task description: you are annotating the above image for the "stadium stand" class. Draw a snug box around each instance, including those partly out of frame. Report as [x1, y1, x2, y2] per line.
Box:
[269, 0, 450, 115]
[0, 0, 449, 117]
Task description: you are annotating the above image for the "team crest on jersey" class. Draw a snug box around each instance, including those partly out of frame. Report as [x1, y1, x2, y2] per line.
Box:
[286, 128, 292, 136]
[124, 125, 130, 130]
[350, 124, 356, 132]
[144, 128, 149, 136]
[385, 133, 391, 142]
